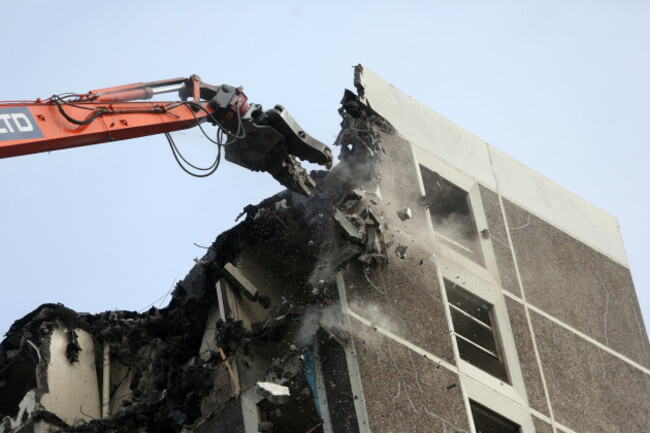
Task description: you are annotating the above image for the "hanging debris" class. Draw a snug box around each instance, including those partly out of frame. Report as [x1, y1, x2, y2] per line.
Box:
[332, 189, 387, 266]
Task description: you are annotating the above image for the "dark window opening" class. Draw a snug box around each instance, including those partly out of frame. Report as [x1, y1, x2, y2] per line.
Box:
[0, 350, 37, 418]
[470, 401, 520, 433]
[257, 375, 323, 433]
[445, 280, 508, 382]
[257, 332, 360, 433]
[317, 330, 360, 433]
[419, 165, 484, 265]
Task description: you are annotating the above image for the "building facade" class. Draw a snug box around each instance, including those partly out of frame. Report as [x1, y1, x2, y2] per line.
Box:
[330, 66, 650, 432]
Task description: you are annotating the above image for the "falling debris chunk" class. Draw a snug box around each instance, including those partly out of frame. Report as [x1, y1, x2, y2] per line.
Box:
[222, 262, 271, 308]
[332, 189, 388, 266]
[397, 207, 412, 221]
[395, 244, 408, 259]
[373, 185, 383, 201]
[333, 209, 365, 243]
[257, 381, 291, 404]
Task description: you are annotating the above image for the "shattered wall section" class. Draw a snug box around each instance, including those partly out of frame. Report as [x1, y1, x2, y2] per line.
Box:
[0, 286, 222, 432]
[0, 306, 105, 432]
[39, 325, 101, 424]
[333, 79, 471, 432]
[350, 64, 650, 432]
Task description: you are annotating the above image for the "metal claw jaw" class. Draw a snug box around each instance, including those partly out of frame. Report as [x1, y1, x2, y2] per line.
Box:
[223, 103, 333, 196]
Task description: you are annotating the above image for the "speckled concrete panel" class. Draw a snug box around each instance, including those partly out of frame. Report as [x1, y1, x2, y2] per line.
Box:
[479, 185, 521, 296]
[343, 239, 456, 365]
[351, 322, 470, 433]
[488, 145, 628, 266]
[377, 132, 433, 237]
[478, 185, 508, 241]
[504, 199, 650, 368]
[504, 298, 549, 416]
[531, 311, 650, 433]
[532, 417, 553, 433]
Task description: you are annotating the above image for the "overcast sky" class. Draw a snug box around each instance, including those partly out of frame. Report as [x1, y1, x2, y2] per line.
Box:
[1, 1, 648, 336]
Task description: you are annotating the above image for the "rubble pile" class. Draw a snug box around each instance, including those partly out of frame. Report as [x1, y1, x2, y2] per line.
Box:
[0, 81, 396, 433]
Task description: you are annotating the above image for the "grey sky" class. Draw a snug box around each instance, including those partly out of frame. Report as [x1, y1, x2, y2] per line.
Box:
[1, 1, 648, 336]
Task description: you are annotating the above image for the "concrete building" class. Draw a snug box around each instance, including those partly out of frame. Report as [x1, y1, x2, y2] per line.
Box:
[1, 66, 648, 433]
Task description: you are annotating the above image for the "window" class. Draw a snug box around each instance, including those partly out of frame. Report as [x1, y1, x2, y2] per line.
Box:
[256, 383, 323, 433]
[420, 165, 485, 265]
[470, 401, 520, 433]
[445, 279, 508, 382]
[317, 330, 360, 433]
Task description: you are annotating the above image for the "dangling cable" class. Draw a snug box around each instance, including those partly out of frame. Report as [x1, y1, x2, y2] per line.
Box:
[165, 132, 217, 171]
[52, 96, 109, 126]
[48, 93, 243, 179]
[164, 99, 248, 178]
[164, 100, 247, 145]
[165, 132, 222, 178]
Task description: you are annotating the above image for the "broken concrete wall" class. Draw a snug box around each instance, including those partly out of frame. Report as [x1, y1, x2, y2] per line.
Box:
[212, 233, 358, 432]
[108, 359, 133, 416]
[0, 70, 403, 432]
[39, 325, 101, 424]
[0, 311, 102, 431]
[350, 64, 650, 432]
[334, 84, 471, 432]
[0, 288, 222, 432]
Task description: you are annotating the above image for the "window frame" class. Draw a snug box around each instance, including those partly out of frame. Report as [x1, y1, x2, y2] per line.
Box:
[411, 146, 535, 432]
[463, 380, 535, 433]
[413, 146, 500, 286]
[419, 164, 486, 266]
[436, 256, 528, 405]
[469, 400, 522, 433]
[445, 279, 509, 383]
[436, 258, 535, 432]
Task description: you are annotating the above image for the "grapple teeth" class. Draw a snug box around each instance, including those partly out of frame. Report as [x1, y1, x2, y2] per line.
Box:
[224, 104, 332, 196]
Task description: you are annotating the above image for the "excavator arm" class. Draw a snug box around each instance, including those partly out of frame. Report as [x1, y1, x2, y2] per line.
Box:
[0, 75, 333, 195]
